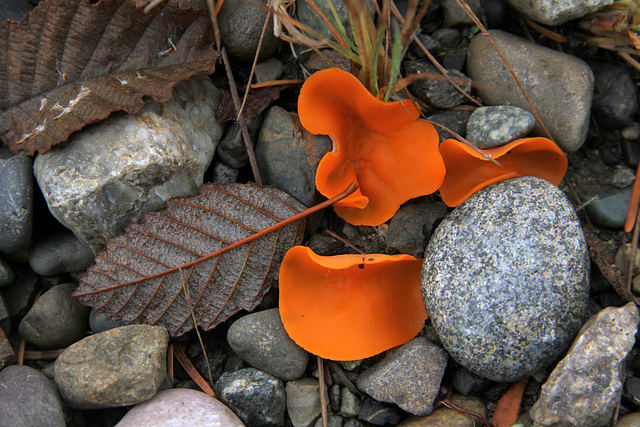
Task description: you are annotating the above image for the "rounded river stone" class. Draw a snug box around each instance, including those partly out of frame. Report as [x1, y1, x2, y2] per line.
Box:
[421, 176, 590, 382]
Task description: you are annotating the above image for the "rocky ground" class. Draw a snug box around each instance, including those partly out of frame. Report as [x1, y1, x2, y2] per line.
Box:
[2, 0, 640, 426]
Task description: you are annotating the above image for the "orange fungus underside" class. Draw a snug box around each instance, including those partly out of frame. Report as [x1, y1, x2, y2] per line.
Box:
[279, 246, 428, 361]
[298, 68, 445, 226]
[438, 137, 568, 207]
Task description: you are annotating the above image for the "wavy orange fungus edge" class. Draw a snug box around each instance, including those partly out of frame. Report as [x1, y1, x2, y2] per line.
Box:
[279, 246, 428, 361]
[438, 137, 568, 207]
[298, 67, 445, 226]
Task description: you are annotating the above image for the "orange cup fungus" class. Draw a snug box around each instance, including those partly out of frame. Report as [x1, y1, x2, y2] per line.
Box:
[298, 67, 445, 226]
[438, 137, 568, 207]
[279, 246, 427, 361]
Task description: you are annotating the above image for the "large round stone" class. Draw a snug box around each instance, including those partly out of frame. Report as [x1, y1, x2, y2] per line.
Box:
[421, 177, 589, 382]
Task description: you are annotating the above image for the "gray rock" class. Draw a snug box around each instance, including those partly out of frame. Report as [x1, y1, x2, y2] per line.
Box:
[466, 106, 537, 148]
[442, 0, 482, 26]
[387, 199, 448, 258]
[340, 387, 362, 418]
[507, 0, 614, 25]
[422, 177, 590, 382]
[2, 267, 39, 323]
[584, 186, 632, 229]
[0, 294, 9, 334]
[54, 324, 169, 409]
[313, 415, 344, 427]
[34, 75, 223, 253]
[215, 368, 285, 426]
[115, 388, 245, 426]
[0, 147, 33, 253]
[286, 378, 322, 427]
[0, 257, 14, 287]
[0, 365, 65, 427]
[28, 231, 95, 276]
[625, 376, 640, 406]
[329, 384, 341, 413]
[217, 116, 263, 168]
[255, 106, 331, 206]
[467, 30, 594, 152]
[452, 367, 491, 396]
[89, 308, 123, 333]
[591, 61, 638, 129]
[609, 165, 636, 189]
[296, 0, 349, 40]
[356, 337, 448, 416]
[344, 420, 364, 427]
[218, 0, 281, 62]
[616, 412, 640, 427]
[427, 109, 473, 141]
[399, 394, 487, 427]
[432, 28, 462, 49]
[357, 399, 402, 425]
[213, 161, 239, 184]
[255, 58, 285, 83]
[404, 61, 471, 109]
[410, 33, 444, 58]
[531, 303, 640, 427]
[227, 308, 309, 381]
[19, 282, 89, 349]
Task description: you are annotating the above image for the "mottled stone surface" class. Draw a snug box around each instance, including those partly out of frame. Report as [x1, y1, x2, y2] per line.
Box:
[227, 308, 309, 381]
[55, 324, 169, 409]
[116, 388, 245, 426]
[216, 116, 263, 168]
[255, 106, 331, 206]
[356, 337, 448, 416]
[387, 199, 448, 258]
[398, 395, 487, 426]
[584, 186, 633, 229]
[286, 378, 322, 427]
[19, 282, 89, 349]
[591, 61, 639, 129]
[467, 30, 594, 152]
[34, 74, 223, 253]
[215, 368, 285, 426]
[531, 303, 640, 427]
[0, 365, 65, 427]
[404, 61, 471, 109]
[422, 177, 590, 382]
[507, 0, 614, 25]
[442, 0, 482, 26]
[28, 231, 94, 276]
[466, 105, 536, 148]
[0, 147, 33, 254]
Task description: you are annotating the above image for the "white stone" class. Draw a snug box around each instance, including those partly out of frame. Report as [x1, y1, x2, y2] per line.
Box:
[507, 0, 614, 26]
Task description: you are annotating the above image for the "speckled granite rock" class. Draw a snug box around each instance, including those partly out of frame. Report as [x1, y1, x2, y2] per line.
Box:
[506, 0, 614, 25]
[467, 30, 594, 152]
[356, 337, 448, 416]
[34, 74, 224, 253]
[466, 106, 536, 148]
[116, 388, 245, 426]
[54, 324, 169, 409]
[422, 177, 590, 382]
[530, 303, 639, 427]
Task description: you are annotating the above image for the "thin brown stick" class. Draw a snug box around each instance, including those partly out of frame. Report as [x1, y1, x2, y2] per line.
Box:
[519, 14, 568, 43]
[221, 48, 263, 186]
[251, 79, 305, 89]
[167, 343, 174, 379]
[322, 229, 365, 254]
[77, 182, 359, 294]
[237, 8, 273, 120]
[625, 160, 640, 233]
[318, 356, 329, 427]
[435, 397, 492, 427]
[206, 0, 222, 50]
[453, 0, 554, 141]
[626, 205, 640, 298]
[619, 51, 640, 73]
[173, 344, 216, 397]
[22, 348, 66, 360]
[17, 339, 25, 365]
[428, 120, 503, 166]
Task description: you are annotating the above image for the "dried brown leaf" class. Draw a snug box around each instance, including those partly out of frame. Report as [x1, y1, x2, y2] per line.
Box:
[73, 183, 306, 336]
[215, 86, 283, 123]
[1, 0, 220, 155]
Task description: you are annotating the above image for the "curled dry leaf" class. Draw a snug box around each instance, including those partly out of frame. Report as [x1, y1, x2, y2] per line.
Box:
[74, 183, 306, 337]
[0, 0, 219, 155]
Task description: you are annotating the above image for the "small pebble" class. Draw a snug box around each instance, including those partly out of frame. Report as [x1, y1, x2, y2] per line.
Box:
[357, 399, 402, 426]
[427, 110, 472, 141]
[616, 412, 640, 427]
[286, 378, 322, 427]
[55, 324, 169, 409]
[89, 308, 123, 334]
[466, 106, 536, 148]
[508, 0, 615, 25]
[622, 123, 640, 140]
[531, 303, 640, 426]
[340, 387, 362, 418]
[216, 116, 263, 169]
[213, 161, 240, 184]
[0, 365, 65, 427]
[215, 367, 285, 426]
[591, 61, 638, 129]
[255, 58, 284, 83]
[116, 388, 245, 426]
[227, 308, 309, 381]
[0, 257, 14, 287]
[399, 394, 487, 427]
[0, 147, 33, 254]
[28, 231, 95, 276]
[584, 186, 633, 229]
[19, 282, 90, 349]
[608, 165, 636, 189]
[404, 61, 471, 109]
[410, 33, 443, 58]
[329, 384, 341, 413]
[431, 28, 462, 48]
[313, 414, 344, 427]
[2, 267, 39, 320]
[452, 367, 491, 396]
[387, 199, 448, 258]
[442, 0, 482, 26]
[357, 337, 448, 416]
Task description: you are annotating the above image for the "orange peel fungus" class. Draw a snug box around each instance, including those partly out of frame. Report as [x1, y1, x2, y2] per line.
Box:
[438, 137, 568, 207]
[279, 246, 427, 361]
[298, 67, 445, 226]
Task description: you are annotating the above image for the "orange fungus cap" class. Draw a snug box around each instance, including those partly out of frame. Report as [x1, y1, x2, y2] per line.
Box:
[279, 246, 428, 361]
[298, 68, 445, 226]
[438, 137, 568, 207]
